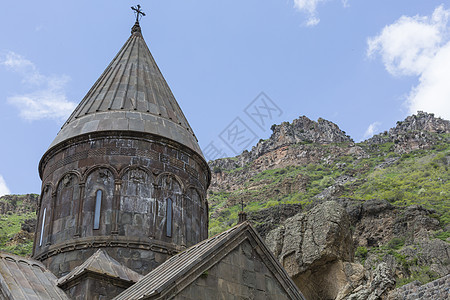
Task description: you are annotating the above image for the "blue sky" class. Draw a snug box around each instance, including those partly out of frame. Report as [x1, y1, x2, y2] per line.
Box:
[1, 1, 449, 195]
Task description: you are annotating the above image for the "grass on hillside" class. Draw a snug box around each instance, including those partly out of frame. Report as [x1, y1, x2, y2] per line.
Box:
[208, 138, 450, 236]
[0, 212, 35, 256]
[346, 149, 450, 225]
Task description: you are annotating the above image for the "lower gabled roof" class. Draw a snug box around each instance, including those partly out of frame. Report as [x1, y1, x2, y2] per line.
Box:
[113, 222, 305, 300]
[0, 251, 69, 299]
[57, 249, 142, 289]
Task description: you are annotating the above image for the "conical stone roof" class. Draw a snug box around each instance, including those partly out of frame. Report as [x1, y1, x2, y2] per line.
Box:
[48, 22, 203, 158]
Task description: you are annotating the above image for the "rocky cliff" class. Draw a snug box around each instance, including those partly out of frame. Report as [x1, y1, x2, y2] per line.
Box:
[367, 111, 450, 153]
[265, 200, 449, 299]
[0, 194, 38, 215]
[208, 111, 450, 299]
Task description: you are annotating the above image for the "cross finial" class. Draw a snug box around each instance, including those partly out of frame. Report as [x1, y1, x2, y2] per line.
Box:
[238, 200, 247, 224]
[131, 4, 146, 23]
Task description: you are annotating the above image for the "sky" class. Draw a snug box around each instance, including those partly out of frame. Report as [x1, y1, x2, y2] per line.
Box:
[1, 1, 449, 195]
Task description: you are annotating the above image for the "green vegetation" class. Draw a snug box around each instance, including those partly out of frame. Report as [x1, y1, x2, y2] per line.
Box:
[434, 231, 450, 242]
[355, 246, 368, 262]
[208, 137, 450, 236]
[387, 237, 405, 250]
[396, 266, 440, 288]
[208, 128, 449, 289]
[0, 211, 35, 256]
[346, 147, 450, 226]
[208, 160, 347, 235]
[355, 243, 441, 288]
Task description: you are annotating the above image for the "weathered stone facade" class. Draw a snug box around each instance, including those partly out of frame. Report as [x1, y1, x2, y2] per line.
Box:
[34, 134, 209, 277]
[113, 222, 305, 300]
[64, 276, 128, 300]
[57, 249, 143, 300]
[177, 240, 293, 300]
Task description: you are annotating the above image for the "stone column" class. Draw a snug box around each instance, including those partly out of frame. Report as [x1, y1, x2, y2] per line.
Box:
[46, 191, 57, 246]
[181, 194, 186, 247]
[150, 183, 161, 238]
[112, 179, 122, 235]
[74, 183, 85, 237]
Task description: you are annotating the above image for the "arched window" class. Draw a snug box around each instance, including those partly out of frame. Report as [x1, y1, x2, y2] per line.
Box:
[39, 208, 46, 246]
[94, 190, 102, 230]
[166, 198, 172, 237]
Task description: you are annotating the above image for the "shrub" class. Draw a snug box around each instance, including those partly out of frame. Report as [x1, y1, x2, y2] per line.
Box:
[434, 231, 450, 242]
[388, 237, 405, 250]
[355, 246, 368, 259]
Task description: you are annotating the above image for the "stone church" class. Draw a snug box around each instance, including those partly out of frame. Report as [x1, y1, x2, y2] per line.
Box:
[0, 10, 305, 300]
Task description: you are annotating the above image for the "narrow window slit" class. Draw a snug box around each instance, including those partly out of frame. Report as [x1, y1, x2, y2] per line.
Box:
[39, 208, 46, 247]
[94, 190, 102, 230]
[166, 198, 172, 237]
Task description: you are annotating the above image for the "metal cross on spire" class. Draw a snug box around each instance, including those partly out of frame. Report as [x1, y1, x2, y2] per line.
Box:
[131, 4, 146, 23]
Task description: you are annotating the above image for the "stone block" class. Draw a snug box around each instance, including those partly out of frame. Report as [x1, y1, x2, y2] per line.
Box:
[242, 269, 256, 288]
[241, 242, 253, 259]
[217, 262, 234, 281]
[154, 252, 167, 264]
[121, 212, 132, 224]
[255, 272, 266, 291]
[117, 247, 131, 259]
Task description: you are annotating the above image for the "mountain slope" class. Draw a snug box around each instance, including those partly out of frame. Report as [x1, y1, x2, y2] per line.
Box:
[0, 194, 37, 256]
[207, 112, 450, 297]
[208, 112, 449, 235]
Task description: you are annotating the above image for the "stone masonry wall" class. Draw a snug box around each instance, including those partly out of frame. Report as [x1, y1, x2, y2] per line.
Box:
[175, 240, 291, 300]
[34, 134, 210, 277]
[65, 277, 127, 300]
[388, 274, 450, 300]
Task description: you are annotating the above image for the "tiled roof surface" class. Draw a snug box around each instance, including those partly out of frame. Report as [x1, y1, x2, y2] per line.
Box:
[49, 23, 203, 159]
[57, 249, 142, 287]
[0, 251, 69, 299]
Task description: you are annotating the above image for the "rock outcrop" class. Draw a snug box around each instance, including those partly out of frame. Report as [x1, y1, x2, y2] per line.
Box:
[349, 200, 441, 248]
[252, 116, 353, 159]
[247, 203, 302, 239]
[367, 111, 450, 153]
[266, 201, 356, 300]
[264, 200, 449, 300]
[209, 115, 363, 194]
[21, 218, 36, 233]
[343, 263, 395, 300]
[0, 194, 38, 215]
[209, 115, 353, 171]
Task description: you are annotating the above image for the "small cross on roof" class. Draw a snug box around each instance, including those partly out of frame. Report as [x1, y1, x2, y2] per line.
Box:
[131, 4, 146, 23]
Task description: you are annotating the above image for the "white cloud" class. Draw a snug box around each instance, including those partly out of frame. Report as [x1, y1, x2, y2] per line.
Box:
[0, 175, 10, 197]
[407, 42, 450, 118]
[0, 51, 76, 121]
[367, 5, 450, 119]
[363, 121, 381, 139]
[293, 0, 348, 26]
